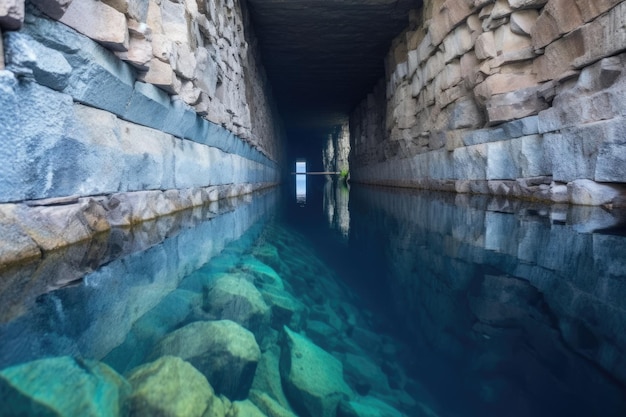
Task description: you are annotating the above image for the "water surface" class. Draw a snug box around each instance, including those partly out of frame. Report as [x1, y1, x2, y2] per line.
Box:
[1, 179, 625, 417]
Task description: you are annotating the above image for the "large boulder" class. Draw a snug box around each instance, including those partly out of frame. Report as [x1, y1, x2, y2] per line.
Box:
[249, 390, 298, 417]
[127, 355, 226, 417]
[0, 356, 130, 417]
[228, 399, 267, 417]
[279, 326, 353, 417]
[150, 320, 261, 400]
[203, 273, 270, 336]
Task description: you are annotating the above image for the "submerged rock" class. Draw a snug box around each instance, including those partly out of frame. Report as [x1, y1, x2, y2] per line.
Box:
[228, 399, 267, 417]
[251, 346, 292, 410]
[150, 320, 260, 400]
[252, 243, 282, 272]
[240, 255, 285, 290]
[203, 273, 270, 336]
[341, 353, 391, 396]
[337, 396, 406, 417]
[127, 355, 224, 417]
[249, 390, 298, 417]
[263, 287, 307, 331]
[279, 326, 353, 417]
[0, 356, 130, 417]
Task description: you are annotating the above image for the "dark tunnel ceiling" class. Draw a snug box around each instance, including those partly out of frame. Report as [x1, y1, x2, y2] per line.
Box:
[245, 0, 421, 139]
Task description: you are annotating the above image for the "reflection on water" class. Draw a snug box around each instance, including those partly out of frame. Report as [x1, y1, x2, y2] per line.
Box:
[323, 178, 350, 240]
[2, 181, 626, 417]
[296, 174, 306, 205]
[347, 185, 626, 417]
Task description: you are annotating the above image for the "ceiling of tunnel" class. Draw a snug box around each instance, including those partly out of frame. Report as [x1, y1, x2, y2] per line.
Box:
[245, 0, 421, 141]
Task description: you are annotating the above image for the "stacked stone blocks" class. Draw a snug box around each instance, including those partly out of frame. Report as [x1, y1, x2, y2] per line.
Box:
[350, 0, 626, 206]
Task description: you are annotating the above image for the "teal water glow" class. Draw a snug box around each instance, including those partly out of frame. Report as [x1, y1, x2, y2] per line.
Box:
[1, 179, 626, 416]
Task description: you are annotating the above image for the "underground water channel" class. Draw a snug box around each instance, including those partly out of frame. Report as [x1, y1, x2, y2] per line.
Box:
[1, 178, 626, 417]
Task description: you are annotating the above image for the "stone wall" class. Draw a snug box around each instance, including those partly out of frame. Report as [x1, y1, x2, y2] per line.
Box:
[0, 0, 284, 268]
[350, 0, 626, 206]
[322, 122, 350, 174]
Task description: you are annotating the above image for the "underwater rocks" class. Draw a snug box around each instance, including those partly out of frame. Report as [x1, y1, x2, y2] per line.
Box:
[0, 356, 130, 417]
[150, 320, 260, 400]
[280, 326, 353, 417]
[127, 355, 225, 417]
[202, 273, 270, 337]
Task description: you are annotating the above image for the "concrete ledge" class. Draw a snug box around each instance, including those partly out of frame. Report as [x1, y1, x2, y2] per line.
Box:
[0, 182, 278, 270]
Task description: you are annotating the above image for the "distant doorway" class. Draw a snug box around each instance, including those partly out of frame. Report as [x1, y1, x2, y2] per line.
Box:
[296, 159, 306, 205]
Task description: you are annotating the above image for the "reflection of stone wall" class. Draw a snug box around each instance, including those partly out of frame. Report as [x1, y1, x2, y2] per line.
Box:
[350, 185, 626, 415]
[350, 0, 626, 206]
[0, 0, 284, 267]
[0, 188, 278, 366]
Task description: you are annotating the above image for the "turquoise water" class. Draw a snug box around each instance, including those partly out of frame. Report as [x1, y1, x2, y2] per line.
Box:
[1, 179, 626, 416]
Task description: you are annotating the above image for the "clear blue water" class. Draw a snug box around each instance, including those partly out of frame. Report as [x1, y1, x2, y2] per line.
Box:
[1, 178, 626, 416]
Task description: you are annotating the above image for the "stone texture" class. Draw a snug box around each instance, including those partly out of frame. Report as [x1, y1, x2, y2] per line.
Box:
[59, 0, 129, 51]
[568, 179, 624, 206]
[150, 320, 261, 400]
[202, 273, 270, 336]
[510, 9, 538, 36]
[3, 31, 71, 90]
[0, 0, 24, 30]
[0, 356, 130, 417]
[127, 356, 220, 417]
[280, 326, 353, 417]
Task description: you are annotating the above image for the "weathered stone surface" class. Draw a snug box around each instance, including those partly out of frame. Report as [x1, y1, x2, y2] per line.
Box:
[0, 0, 24, 30]
[59, 0, 129, 51]
[507, 0, 547, 9]
[127, 356, 220, 417]
[249, 390, 298, 417]
[280, 326, 353, 417]
[150, 320, 261, 400]
[475, 31, 496, 60]
[202, 273, 270, 335]
[568, 179, 624, 206]
[4, 31, 71, 90]
[0, 205, 41, 268]
[30, 0, 73, 20]
[510, 9, 538, 36]
[0, 356, 130, 417]
[230, 400, 267, 417]
[485, 86, 547, 123]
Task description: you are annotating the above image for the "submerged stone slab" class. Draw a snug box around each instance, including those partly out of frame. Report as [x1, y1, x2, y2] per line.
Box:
[280, 326, 353, 417]
[0, 356, 130, 417]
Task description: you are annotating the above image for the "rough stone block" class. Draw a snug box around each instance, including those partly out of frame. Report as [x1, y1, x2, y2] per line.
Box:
[161, 0, 188, 44]
[574, 0, 622, 23]
[475, 31, 497, 60]
[534, 30, 584, 81]
[171, 41, 196, 80]
[494, 24, 532, 53]
[442, 24, 474, 63]
[571, 2, 626, 70]
[491, 0, 512, 19]
[507, 0, 547, 10]
[0, 204, 41, 268]
[519, 134, 550, 177]
[485, 85, 547, 123]
[474, 72, 538, 101]
[568, 179, 623, 206]
[30, 0, 72, 19]
[138, 58, 180, 94]
[594, 117, 626, 182]
[3, 31, 71, 90]
[487, 140, 519, 179]
[60, 0, 129, 51]
[0, 0, 24, 30]
[119, 119, 176, 191]
[114, 33, 152, 70]
[510, 9, 538, 36]
[123, 80, 170, 129]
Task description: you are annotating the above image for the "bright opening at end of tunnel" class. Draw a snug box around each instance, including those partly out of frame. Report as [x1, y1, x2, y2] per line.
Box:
[296, 159, 307, 206]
